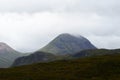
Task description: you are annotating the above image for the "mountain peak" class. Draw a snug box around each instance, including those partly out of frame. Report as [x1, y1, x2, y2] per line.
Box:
[0, 42, 7, 46]
[58, 33, 86, 38]
[0, 42, 13, 51]
[58, 33, 72, 37]
[56, 33, 86, 41]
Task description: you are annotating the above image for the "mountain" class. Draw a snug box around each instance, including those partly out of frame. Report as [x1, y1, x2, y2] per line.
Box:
[40, 33, 97, 55]
[1, 49, 120, 80]
[12, 51, 56, 67]
[12, 33, 97, 67]
[0, 42, 28, 68]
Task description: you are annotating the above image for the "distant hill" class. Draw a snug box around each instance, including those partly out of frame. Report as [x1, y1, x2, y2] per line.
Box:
[40, 33, 96, 55]
[0, 42, 30, 68]
[12, 51, 56, 67]
[1, 49, 120, 80]
[73, 49, 120, 58]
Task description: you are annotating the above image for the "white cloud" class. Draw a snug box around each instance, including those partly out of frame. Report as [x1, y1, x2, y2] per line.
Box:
[0, 12, 100, 52]
[0, 0, 119, 14]
[0, 0, 119, 52]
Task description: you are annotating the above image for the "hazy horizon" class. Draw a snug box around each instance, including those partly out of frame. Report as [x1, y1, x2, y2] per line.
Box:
[0, 0, 120, 52]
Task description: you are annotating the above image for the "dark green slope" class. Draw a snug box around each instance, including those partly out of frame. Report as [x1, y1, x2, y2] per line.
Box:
[73, 49, 120, 58]
[1, 51, 120, 80]
[12, 51, 57, 67]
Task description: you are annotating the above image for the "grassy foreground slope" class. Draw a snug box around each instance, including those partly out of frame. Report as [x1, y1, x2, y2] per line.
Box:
[0, 54, 120, 80]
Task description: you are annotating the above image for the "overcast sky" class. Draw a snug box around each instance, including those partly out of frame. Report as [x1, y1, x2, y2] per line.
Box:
[0, 0, 120, 52]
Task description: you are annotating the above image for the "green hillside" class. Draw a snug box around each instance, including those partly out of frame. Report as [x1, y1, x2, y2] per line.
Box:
[0, 53, 120, 80]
